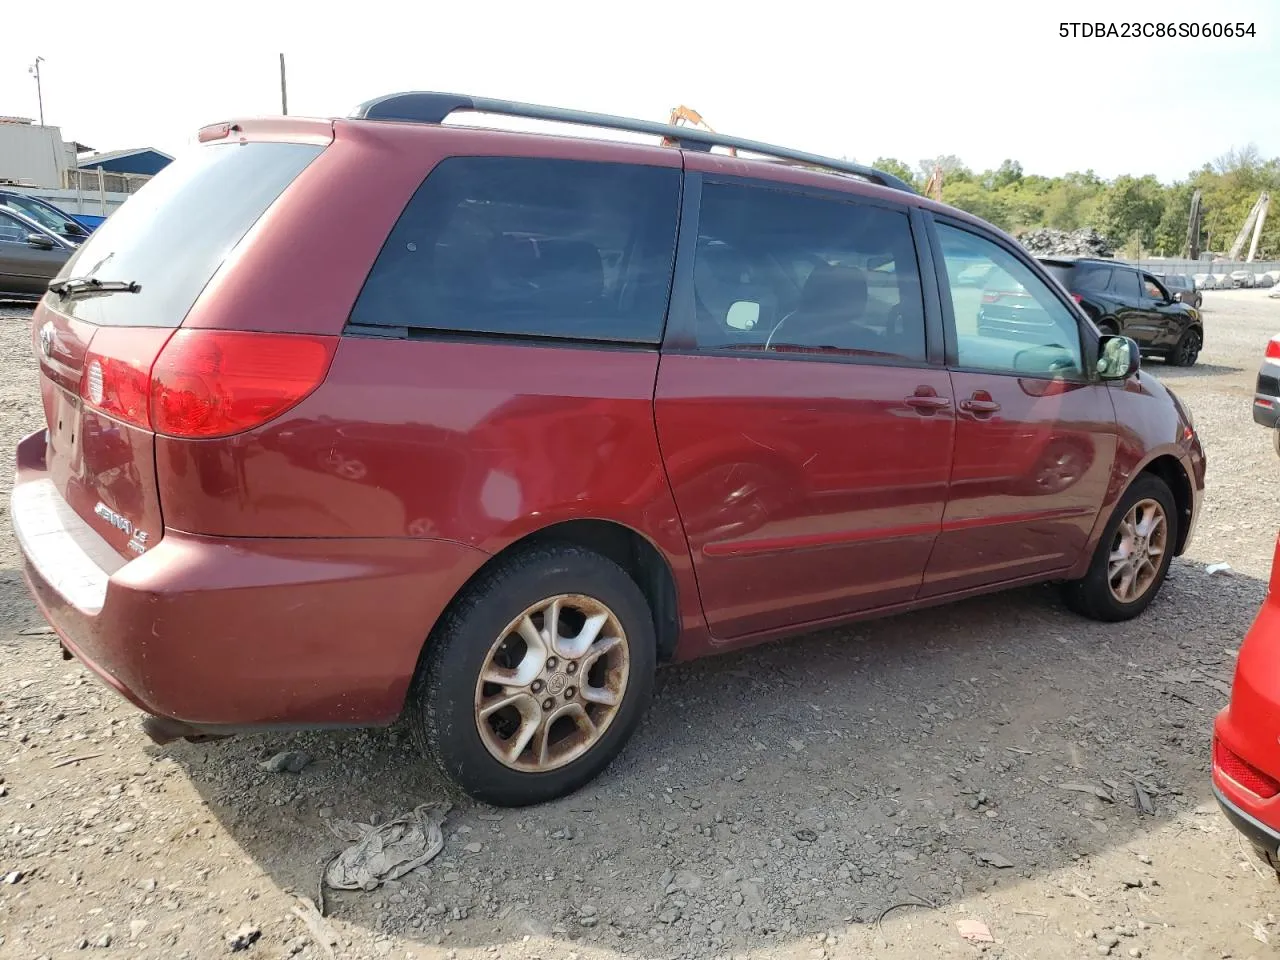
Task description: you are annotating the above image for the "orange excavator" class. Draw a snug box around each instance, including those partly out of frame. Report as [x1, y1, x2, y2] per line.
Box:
[660, 105, 738, 157]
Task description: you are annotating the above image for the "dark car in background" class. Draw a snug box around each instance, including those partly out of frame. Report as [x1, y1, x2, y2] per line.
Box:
[0, 206, 76, 300]
[0, 191, 92, 246]
[1037, 257, 1203, 366]
[1158, 273, 1202, 309]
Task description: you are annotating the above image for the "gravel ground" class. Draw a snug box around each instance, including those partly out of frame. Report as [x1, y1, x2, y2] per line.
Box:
[0, 291, 1278, 960]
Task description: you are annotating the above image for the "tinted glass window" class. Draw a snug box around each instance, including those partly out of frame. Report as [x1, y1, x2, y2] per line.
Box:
[1040, 263, 1073, 287]
[1112, 269, 1141, 299]
[0, 211, 31, 244]
[53, 142, 323, 327]
[2, 194, 79, 236]
[690, 182, 925, 362]
[1075, 265, 1112, 292]
[938, 224, 1083, 378]
[350, 158, 680, 344]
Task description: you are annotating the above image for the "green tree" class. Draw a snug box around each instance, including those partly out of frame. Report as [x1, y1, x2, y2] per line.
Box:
[941, 181, 1012, 231]
[1096, 175, 1165, 251]
[871, 157, 916, 188]
[918, 155, 973, 184]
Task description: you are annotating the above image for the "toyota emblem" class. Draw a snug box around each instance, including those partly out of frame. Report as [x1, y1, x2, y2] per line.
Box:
[38, 323, 54, 359]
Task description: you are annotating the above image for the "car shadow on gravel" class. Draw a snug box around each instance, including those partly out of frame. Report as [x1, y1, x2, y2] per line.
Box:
[165, 559, 1262, 956]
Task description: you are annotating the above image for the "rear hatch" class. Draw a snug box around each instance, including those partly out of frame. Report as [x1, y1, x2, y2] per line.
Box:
[34, 138, 326, 559]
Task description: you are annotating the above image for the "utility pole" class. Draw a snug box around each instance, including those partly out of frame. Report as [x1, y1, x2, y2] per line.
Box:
[29, 57, 45, 126]
[279, 53, 288, 115]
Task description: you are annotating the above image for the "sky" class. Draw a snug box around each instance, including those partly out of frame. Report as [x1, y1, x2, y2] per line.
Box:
[3, 0, 1277, 184]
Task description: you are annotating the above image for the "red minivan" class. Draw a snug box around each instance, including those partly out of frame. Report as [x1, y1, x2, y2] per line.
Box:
[12, 94, 1205, 805]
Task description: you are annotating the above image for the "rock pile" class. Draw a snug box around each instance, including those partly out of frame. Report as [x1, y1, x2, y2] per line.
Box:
[1018, 227, 1115, 258]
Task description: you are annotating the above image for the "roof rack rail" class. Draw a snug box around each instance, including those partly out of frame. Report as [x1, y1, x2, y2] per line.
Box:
[349, 92, 915, 194]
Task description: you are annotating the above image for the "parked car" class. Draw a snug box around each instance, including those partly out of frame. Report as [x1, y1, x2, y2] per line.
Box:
[1158, 273, 1202, 309]
[1037, 257, 1204, 366]
[1196, 273, 1218, 290]
[0, 190, 92, 246]
[1230, 269, 1256, 288]
[0, 206, 76, 300]
[10, 93, 1206, 806]
[1214, 531, 1280, 875]
[1253, 334, 1280, 456]
[1257, 272, 1276, 288]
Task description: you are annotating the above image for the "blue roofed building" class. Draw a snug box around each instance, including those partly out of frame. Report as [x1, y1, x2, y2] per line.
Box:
[77, 147, 173, 177]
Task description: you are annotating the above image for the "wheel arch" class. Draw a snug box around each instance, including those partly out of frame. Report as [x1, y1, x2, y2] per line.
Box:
[1135, 453, 1194, 556]
[421, 518, 684, 674]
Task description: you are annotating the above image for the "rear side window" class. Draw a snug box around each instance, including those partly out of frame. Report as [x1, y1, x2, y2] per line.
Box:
[1075, 265, 1112, 292]
[350, 157, 681, 344]
[55, 142, 323, 327]
[1113, 269, 1141, 299]
[690, 181, 926, 362]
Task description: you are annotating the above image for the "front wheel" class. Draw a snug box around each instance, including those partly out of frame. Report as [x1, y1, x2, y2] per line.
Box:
[1170, 328, 1202, 367]
[1062, 474, 1178, 622]
[410, 543, 656, 806]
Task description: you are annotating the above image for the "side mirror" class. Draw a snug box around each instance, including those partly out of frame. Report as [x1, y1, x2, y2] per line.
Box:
[1097, 334, 1140, 380]
[26, 233, 54, 250]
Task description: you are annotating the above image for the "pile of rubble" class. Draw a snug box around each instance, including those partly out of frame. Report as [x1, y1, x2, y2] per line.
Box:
[1017, 227, 1115, 258]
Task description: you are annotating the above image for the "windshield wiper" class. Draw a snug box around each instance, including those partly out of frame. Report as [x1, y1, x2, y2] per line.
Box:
[48, 277, 141, 301]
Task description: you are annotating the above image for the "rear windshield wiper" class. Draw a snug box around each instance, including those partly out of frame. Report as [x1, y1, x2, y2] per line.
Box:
[48, 277, 141, 301]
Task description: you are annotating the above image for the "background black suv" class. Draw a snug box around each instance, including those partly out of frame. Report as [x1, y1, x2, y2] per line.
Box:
[1157, 272, 1203, 309]
[1038, 257, 1203, 366]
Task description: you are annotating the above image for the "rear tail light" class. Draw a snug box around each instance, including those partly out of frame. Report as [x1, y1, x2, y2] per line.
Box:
[1266, 336, 1280, 360]
[1071, 293, 1083, 304]
[79, 328, 176, 430]
[981, 292, 999, 303]
[1214, 738, 1280, 799]
[79, 329, 337, 438]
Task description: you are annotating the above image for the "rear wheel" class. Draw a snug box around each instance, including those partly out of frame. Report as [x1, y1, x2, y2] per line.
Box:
[410, 543, 656, 806]
[1170, 328, 1201, 367]
[1062, 474, 1177, 622]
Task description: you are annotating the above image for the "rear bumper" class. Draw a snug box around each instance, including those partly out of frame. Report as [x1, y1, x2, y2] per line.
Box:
[1213, 587, 1280, 846]
[1254, 363, 1280, 430]
[13, 429, 488, 728]
[1215, 784, 1280, 855]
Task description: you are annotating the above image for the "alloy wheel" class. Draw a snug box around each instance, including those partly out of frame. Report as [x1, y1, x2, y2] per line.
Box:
[474, 594, 630, 772]
[1107, 498, 1168, 603]
[1178, 332, 1200, 365]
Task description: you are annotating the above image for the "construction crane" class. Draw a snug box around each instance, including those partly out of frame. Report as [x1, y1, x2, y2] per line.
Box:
[660, 105, 737, 157]
[1183, 188, 1203, 260]
[1228, 192, 1271, 262]
[922, 163, 943, 202]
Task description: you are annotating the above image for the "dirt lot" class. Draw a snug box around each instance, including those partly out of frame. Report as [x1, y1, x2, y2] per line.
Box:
[1, 291, 1279, 960]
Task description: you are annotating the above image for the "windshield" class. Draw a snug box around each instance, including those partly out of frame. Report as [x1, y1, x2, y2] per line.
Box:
[53, 141, 323, 327]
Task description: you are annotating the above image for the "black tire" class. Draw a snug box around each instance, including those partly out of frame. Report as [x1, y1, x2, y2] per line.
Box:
[410, 543, 656, 807]
[1169, 328, 1201, 367]
[1061, 473, 1178, 622]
